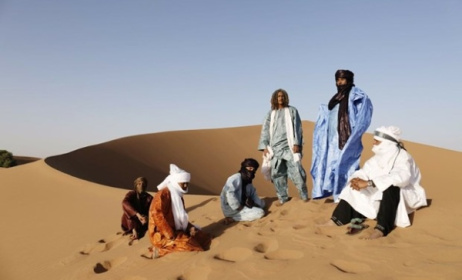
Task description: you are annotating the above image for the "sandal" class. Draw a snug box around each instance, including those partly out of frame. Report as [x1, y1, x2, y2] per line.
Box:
[346, 218, 369, 235]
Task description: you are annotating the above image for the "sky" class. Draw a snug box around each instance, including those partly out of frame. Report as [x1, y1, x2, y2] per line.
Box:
[1, 0, 461, 158]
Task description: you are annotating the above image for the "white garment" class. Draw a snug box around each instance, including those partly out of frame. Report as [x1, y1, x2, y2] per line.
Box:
[262, 108, 301, 181]
[338, 141, 427, 227]
[157, 164, 191, 231]
[374, 126, 402, 142]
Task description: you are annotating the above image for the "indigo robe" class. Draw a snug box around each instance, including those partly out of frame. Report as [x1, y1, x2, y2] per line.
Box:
[311, 86, 373, 201]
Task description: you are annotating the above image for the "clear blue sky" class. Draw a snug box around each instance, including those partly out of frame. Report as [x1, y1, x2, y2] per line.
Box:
[1, 0, 461, 158]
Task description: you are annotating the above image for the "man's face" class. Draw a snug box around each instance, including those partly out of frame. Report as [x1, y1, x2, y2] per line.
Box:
[246, 166, 256, 173]
[336, 77, 347, 86]
[277, 92, 285, 106]
[135, 182, 144, 194]
[178, 182, 189, 191]
[373, 139, 382, 146]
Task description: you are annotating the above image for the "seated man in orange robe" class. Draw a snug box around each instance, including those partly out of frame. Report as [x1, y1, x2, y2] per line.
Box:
[145, 164, 211, 258]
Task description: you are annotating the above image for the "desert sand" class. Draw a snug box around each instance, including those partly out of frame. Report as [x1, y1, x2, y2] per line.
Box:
[1, 121, 461, 280]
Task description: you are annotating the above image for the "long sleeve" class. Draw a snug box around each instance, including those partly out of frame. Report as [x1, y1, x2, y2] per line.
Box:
[372, 153, 412, 192]
[292, 107, 303, 146]
[122, 191, 138, 217]
[152, 190, 175, 240]
[248, 184, 265, 208]
[224, 178, 242, 211]
[258, 110, 272, 150]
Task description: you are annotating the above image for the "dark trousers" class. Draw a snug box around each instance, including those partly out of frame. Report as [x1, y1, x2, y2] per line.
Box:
[331, 186, 401, 236]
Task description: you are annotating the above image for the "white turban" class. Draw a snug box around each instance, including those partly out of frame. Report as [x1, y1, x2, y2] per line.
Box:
[157, 164, 191, 191]
[374, 126, 402, 143]
[156, 164, 191, 231]
[170, 164, 191, 184]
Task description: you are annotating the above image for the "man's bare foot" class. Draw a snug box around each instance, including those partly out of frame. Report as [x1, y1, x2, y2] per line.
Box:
[223, 217, 235, 225]
[141, 247, 159, 259]
[363, 229, 384, 240]
[130, 229, 138, 240]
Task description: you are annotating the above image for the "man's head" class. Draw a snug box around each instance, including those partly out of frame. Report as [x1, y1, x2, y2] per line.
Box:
[134, 177, 148, 194]
[169, 164, 191, 192]
[372, 126, 405, 154]
[271, 89, 289, 110]
[335, 70, 354, 87]
[239, 158, 259, 183]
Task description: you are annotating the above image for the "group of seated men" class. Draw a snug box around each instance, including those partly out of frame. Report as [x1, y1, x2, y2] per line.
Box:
[120, 125, 427, 258]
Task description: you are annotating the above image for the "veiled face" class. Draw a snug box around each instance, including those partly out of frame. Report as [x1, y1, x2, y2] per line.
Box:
[336, 77, 347, 86]
[245, 166, 256, 172]
[178, 182, 189, 191]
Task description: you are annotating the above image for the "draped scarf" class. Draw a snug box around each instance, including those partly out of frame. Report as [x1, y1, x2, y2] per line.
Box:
[157, 164, 190, 231]
[328, 84, 354, 150]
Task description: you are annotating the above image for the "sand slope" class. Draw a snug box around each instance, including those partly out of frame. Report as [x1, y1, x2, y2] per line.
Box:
[1, 122, 461, 280]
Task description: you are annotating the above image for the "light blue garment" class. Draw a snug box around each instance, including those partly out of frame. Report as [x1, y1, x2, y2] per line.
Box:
[258, 106, 303, 152]
[220, 173, 265, 221]
[271, 148, 308, 202]
[311, 86, 373, 201]
[258, 106, 307, 202]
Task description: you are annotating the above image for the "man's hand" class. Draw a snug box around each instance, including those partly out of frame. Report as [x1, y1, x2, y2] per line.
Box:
[350, 178, 368, 191]
[245, 198, 255, 208]
[136, 213, 147, 225]
[189, 226, 196, 237]
[263, 148, 269, 157]
[292, 145, 301, 153]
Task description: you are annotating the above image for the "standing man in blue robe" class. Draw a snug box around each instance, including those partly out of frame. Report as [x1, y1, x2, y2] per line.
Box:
[311, 70, 373, 202]
[258, 89, 309, 205]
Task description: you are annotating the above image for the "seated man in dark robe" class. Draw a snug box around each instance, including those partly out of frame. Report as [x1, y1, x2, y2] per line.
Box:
[121, 177, 153, 241]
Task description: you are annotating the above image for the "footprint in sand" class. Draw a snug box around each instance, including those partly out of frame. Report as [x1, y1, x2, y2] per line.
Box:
[214, 247, 253, 262]
[80, 232, 126, 255]
[330, 259, 371, 274]
[254, 239, 279, 253]
[313, 226, 336, 238]
[93, 256, 127, 274]
[279, 209, 289, 216]
[264, 249, 304, 260]
[80, 243, 107, 255]
[292, 224, 308, 230]
[178, 266, 212, 280]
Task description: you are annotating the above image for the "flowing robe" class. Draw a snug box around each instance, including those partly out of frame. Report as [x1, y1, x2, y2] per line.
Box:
[311, 87, 373, 201]
[220, 173, 265, 221]
[121, 190, 153, 237]
[148, 188, 211, 257]
[339, 148, 427, 227]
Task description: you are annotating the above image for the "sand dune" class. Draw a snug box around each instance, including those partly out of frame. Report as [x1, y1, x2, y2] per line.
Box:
[1, 122, 461, 280]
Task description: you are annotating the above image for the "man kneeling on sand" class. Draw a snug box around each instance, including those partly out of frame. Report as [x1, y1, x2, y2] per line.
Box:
[144, 164, 211, 259]
[220, 158, 266, 224]
[323, 126, 427, 239]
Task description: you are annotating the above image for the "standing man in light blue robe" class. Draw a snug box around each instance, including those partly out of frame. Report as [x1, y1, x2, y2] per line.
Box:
[311, 70, 373, 202]
[258, 89, 308, 205]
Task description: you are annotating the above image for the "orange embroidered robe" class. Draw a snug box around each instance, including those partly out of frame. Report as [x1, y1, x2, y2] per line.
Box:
[148, 188, 211, 257]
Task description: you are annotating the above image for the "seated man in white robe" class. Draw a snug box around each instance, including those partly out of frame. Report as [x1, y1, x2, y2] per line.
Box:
[325, 126, 427, 239]
[220, 158, 266, 224]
